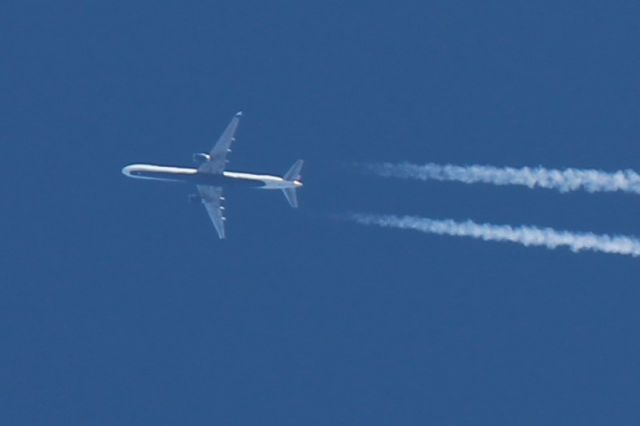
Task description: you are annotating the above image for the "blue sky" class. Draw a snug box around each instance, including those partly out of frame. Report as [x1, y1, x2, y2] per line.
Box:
[2, 1, 640, 424]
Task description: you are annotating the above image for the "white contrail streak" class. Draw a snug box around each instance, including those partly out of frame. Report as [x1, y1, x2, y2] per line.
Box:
[364, 162, 640, 195]
[349, 213, 640, 257]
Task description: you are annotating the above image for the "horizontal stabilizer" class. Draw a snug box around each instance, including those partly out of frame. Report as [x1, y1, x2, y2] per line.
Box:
[282, 188, 298, 208]
[284, 159, 304, 182]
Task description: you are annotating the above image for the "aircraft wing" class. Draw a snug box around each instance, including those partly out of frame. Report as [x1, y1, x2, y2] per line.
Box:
[198, 112, 242, 174]
[197, 185, 226, 239]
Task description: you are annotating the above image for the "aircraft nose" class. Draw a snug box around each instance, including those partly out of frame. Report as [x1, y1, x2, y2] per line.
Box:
[122, 165, 135, 177]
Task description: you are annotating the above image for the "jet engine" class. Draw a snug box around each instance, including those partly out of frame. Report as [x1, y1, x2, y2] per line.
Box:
[193, 152, 211, 164]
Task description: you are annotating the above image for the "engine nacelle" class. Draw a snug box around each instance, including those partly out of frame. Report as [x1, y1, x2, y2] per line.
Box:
[193, 152, 211, 164]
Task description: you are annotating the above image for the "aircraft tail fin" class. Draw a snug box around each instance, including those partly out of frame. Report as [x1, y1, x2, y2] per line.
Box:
[282, 160, 303, 208]
[282, 188, 298, 208]
[284, 159, 304, 182]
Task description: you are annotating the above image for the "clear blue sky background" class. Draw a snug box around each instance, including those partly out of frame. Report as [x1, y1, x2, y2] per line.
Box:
[3, 1, 640, 424]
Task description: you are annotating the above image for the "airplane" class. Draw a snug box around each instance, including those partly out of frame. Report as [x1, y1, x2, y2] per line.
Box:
[122, 112, 303, 239]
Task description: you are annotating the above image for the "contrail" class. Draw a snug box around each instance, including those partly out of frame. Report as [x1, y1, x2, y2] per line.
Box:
[364, 162, 640, 195]
[349, 213, 640, 257]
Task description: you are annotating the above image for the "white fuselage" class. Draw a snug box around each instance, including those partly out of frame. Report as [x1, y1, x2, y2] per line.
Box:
[121, 164, 303, 189]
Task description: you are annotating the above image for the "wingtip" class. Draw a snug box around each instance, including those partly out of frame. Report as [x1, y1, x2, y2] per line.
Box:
[235, 111, 243, 117]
